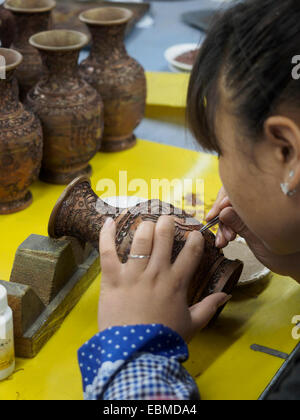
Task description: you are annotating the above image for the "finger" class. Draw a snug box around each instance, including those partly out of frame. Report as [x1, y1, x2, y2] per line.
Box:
[219, 207, 265, 254]
[188, 293, 232, 338]
[99, 217, 121, 275]
[206, 196, 232, 221]
[206, 187, 230, 221]
[127, 221, 155, 273]
[215, 228, 228, 249]
[215, 186, 227, 204]
[215, 223, 237, 248]
[219, 207, 258, 244]
[148, 216, 175, 271]
[172, 230, 205, 286]
[221, 225, 237, 242]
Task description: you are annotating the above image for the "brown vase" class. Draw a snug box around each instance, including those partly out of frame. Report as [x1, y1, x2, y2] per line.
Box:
[4, 0, 56, 101]
[48, 176, 243, 310]
[0, 48, 43, 214]
[0, 6, 15, 48]
[26, 30, 104, 185]
[79, 7, 147, 153]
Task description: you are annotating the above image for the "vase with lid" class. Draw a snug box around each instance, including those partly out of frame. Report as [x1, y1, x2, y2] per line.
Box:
[79, 7, 147, 153]
[0, 48, 43, 214]
[26, 29, 104, 185]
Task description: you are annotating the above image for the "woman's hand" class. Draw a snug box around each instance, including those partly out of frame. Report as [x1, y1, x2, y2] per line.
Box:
[206, 186, 237, 248]
[207, 187, 300, 282]
[98, 216, 231, 343]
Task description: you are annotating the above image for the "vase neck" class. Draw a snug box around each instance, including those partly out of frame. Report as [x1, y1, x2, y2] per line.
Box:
[12, 12, 52, 50]
[52, 180, 120, 250]
[39, 49, 81, 85]
[89, 23, 127, 61]
[0, 70, 20, 116]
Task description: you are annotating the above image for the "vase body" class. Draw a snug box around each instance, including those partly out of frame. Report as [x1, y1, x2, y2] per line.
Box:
[79, 7, 147, 153]
[49, 176, 243, 308]
[4, 0, 56, 101]
[0, 6, 15, 48]
[26, 30, 104, 185]
[0, 48, 43, 214]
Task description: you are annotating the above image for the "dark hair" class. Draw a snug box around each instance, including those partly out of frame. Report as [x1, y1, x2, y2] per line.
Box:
[187, 0, 300, 155]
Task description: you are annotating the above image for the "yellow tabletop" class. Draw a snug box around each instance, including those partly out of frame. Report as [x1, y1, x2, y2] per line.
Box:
[146, 72, 189, 108]
[0, 72, 300, 400]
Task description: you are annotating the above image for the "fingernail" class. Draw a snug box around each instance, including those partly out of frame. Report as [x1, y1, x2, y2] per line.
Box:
[206, 209, 214, 220]
[218, 294, 232, 308]
[223, 227, 233, 241]
[220, 197, 229, 207]
[215, 232, 222, 248]
[104, 217, 114, 228]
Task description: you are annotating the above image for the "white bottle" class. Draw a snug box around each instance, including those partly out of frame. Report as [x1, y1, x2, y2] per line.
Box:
[0, 285, 15, 380]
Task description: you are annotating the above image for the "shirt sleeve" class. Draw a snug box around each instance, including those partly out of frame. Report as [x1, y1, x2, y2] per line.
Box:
[78, 324, 200, 400]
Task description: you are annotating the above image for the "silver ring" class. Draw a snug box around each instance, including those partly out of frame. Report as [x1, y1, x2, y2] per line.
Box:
[128, 254, 151, 260]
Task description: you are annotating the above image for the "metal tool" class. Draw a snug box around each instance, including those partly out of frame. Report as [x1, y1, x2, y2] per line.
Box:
[200, 216, 220, 233]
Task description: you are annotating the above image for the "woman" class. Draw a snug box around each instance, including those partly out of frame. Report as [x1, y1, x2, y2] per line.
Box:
[78, 0, 300, 400]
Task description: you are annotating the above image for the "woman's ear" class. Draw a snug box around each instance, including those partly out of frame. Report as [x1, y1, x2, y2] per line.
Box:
[264, 116, 300, 194]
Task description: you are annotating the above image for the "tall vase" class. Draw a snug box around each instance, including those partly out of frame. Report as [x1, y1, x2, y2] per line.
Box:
[0, 48, 43, 214]
[48, 176, 243, 309]
[26, 30, 104, 185]
[79, 7, 147, 153]
[4, 0, 56, 101]
[0, 6, 15, 48]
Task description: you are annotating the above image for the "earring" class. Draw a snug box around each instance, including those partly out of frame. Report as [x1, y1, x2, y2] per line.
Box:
[289, 170, 295, 179]
[281, 182, 297, 197]
[281, 170, 297, 196]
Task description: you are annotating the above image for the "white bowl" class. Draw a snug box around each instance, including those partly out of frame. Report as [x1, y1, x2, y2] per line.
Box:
[164, 43, 200, 72]
[167, 61, 191, 74]
[223, 237, 271, 286]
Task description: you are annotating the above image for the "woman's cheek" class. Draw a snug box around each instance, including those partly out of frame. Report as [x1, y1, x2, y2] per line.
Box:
[218, 157, 226, 186]
[219, 157, 251, 218]
[218, 158, 236, 199]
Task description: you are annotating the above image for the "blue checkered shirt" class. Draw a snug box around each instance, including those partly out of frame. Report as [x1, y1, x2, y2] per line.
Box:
[78, 324, 200, 400]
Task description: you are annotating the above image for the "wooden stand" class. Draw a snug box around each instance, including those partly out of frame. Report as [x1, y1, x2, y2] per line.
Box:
[0, 234, 100, 358]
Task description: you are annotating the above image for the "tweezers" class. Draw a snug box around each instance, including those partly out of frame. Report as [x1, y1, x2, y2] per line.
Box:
[200, 216, 220, 233]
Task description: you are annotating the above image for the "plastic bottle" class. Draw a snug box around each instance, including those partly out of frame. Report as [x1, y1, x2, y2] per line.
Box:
[0, 285, 15, 380]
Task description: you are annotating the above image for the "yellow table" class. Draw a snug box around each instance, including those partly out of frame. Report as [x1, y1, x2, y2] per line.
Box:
[0, 73, 300, 400]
